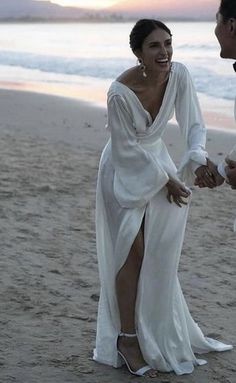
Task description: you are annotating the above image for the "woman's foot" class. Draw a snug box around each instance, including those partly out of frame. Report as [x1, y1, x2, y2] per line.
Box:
[117, 334, 158, 377]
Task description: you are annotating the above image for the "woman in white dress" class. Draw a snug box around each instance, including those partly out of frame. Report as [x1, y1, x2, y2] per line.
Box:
[93, 19, 232, 377]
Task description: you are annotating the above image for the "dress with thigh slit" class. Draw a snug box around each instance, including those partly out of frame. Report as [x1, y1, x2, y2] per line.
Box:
[93, 62, 233, 375]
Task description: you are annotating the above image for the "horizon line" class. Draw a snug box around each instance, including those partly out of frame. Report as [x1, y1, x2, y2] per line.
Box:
[0, 16, 216, 22]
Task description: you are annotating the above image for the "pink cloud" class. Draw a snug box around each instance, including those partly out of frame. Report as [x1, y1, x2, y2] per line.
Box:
[109, 0, 219, 18]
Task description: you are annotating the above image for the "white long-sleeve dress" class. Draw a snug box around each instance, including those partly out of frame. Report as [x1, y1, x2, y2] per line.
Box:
[93, 62, 232, 375]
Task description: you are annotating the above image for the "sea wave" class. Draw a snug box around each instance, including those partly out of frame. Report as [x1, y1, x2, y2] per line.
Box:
[176, 43, 217, 51]
[0, 50, 132, 79]
[0, 50, 235, 101]
[190, 66, 235, 101]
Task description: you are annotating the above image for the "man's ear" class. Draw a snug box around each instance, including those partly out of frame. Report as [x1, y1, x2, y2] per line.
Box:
[228, 18, 236, 36]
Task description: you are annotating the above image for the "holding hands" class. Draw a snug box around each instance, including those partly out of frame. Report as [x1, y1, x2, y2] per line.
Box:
[194, 158, 224, 189]
[194, 157, 236, 189]
[167, 156, 236, 207]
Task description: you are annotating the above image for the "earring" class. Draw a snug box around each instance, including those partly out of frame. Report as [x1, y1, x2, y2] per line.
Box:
[138, 58, 147, 78]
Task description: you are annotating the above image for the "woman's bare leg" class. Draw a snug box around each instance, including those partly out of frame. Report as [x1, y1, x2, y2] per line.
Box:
[116, 222, 144, 332]
[116, 219, 158, 377]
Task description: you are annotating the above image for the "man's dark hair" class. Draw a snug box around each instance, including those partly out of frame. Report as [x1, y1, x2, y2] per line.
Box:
[219, 0, 236, 21]
[129, 19, 172, 52]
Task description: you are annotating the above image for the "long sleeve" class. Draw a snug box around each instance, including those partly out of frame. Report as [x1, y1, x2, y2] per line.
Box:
[217, 162, 227, 179]
[218, 144, 236, 178]
[218, 100, 236, 178]
[175, 65, 208, 185]
[108, 94, 169, 208]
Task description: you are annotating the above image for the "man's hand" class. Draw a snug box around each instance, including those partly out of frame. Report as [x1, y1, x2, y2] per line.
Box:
[194, 158, 224, 188]
[225, 158, 236, 189]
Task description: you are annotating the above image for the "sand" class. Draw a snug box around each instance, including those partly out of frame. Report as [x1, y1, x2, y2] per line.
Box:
[0, 89, 235, 383]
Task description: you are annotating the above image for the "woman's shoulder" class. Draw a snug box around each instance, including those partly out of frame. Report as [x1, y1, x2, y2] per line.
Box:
[108, 81, 127, 101]
[116, 66, 138, 85]
[107, 82, 130, 111]
[110, 67, 139, 90]
[108, 67, 138, 100]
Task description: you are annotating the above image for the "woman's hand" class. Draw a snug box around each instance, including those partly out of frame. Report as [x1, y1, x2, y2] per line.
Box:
[166, 179, 191, 207]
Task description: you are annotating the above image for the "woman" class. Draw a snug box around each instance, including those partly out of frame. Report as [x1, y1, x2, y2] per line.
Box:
[93, 19, 232, 377]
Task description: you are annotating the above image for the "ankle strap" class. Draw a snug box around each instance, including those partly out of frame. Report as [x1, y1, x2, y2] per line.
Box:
[119, 332, 137, 337]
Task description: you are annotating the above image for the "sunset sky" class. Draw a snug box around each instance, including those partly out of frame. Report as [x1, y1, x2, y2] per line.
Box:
[47, 0, 121, 9]
[45, 0, 200, 9]
[40, 0, 218, 12]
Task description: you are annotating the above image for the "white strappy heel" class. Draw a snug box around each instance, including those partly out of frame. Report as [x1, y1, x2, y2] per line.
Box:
[117, 332, 154, 377]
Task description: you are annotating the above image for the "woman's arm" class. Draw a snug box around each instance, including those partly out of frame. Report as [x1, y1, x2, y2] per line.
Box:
[174, 64, 210, 185]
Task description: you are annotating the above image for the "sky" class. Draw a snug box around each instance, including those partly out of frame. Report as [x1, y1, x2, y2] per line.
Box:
[46, 0, 121, 9]
[38, 0, 218, 13]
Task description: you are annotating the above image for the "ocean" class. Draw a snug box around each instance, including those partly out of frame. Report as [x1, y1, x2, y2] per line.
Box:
[0, 21, 235, 121]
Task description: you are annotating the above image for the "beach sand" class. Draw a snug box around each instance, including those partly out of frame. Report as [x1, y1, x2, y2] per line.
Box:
[0, 89, 235, 383]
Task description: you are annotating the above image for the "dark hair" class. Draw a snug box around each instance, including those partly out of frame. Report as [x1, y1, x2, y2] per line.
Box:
[219, 0, 236, 21]
[129, 19, 172, 52]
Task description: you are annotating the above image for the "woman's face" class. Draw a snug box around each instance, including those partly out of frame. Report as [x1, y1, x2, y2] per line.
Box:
[137, 28, 173, 74]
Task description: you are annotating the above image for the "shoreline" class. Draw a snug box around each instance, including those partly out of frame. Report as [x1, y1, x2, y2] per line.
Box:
[0, 80, 235, 132]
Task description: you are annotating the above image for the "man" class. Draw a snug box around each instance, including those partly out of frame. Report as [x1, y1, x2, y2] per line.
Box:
[195, 0, 236, 189]
[215, 0, 236, 188]
[215, 0, 236, 61]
